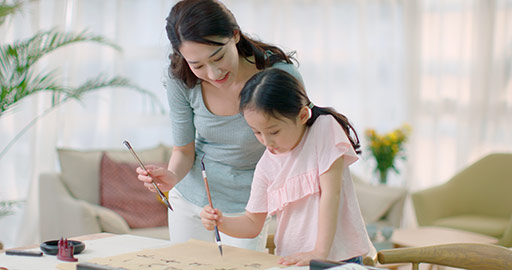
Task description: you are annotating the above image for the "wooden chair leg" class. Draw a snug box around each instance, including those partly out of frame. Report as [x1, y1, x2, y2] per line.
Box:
[266, 234, 275, 254]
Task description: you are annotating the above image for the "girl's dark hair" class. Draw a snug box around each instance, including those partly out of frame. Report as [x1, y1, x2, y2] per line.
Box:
[239, 68, 361, 154]
[166, 0, 295, 88]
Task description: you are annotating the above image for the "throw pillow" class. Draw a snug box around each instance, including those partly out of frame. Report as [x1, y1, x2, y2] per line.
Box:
[100, 153, 168, 228]
[58, 144, 171, 205]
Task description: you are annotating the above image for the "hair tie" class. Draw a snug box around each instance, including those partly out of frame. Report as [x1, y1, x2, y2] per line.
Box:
[308, 102, 315, 109]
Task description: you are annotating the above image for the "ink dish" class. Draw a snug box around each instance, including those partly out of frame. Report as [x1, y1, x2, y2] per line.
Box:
[40, 239, 86, 255]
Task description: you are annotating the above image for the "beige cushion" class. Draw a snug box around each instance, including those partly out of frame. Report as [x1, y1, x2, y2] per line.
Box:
[353, 175, 407, 224]
[89, 204, 131, 234]
[57, 144, 170, 205]
[434, 215, 510, 238]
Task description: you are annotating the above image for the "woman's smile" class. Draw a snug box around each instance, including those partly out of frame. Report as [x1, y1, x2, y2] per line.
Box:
[215, 72, 230, 83]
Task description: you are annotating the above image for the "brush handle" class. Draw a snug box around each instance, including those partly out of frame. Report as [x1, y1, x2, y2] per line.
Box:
[201, 168, 223, 255]
[202, 170, 214, 207]
[77, 262, 128, 270]
[5, 250, 43, 257]
[202, 171, 221, 235]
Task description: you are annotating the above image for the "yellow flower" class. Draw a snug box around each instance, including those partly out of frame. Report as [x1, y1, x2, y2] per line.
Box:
[365, 129, 375, 138]
[364, 124, 411, 184]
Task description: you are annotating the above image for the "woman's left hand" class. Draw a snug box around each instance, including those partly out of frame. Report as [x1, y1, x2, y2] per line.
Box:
[277, 251, 326, 266]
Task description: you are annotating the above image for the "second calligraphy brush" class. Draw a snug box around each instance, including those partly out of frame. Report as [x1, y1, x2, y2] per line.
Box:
[200, 154, 223, 256]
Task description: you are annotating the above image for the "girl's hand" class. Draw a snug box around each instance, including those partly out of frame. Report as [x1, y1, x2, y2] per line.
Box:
[278, 251, 327, 266]
[136, 164, 178, 192]
[200, 205, 223, 231]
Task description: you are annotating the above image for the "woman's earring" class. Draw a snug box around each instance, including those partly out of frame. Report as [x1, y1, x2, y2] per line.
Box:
[307, 107, 312, 120]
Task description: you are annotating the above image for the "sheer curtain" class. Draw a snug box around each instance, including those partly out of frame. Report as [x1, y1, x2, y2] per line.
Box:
[410, 0, 512, 191]
[0, 0, 510, 248]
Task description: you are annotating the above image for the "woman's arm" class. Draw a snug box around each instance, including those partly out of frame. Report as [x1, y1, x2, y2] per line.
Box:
[279, 156, 344, 266]
[137, 141, 195, 192]
[200, 206, 267, 239]
[167, 141, 195, 181]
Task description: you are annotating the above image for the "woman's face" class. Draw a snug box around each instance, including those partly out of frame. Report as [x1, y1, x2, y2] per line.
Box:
[179, 34, 240, 88]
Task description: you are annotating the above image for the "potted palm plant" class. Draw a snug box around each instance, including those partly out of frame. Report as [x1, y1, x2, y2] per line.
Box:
[0, 0, 163, 218]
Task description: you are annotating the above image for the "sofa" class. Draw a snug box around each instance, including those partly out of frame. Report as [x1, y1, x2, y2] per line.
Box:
[412, 153, 512, 247]
[38, 144, 172, 241]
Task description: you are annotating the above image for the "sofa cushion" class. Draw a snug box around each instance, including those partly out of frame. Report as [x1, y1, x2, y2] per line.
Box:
[99, 153, 168, 229]
[353, 176, 407, 224]
[89, 204, 131, 234]
[433, 214, 509, 238]
[57, 144, 170, 205]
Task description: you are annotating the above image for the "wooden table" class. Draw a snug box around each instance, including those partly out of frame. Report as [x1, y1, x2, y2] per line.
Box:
[391, 226, 499, 248]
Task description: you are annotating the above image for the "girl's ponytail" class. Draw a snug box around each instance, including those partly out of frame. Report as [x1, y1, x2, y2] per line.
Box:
[307, 105, 361, 155]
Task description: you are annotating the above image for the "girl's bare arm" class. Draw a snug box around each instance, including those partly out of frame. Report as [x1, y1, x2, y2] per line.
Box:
[201, 206, 268, 238]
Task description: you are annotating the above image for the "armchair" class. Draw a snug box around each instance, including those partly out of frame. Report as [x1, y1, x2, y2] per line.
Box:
[39, 144, 172, 241]
[412, 153, 512, 247]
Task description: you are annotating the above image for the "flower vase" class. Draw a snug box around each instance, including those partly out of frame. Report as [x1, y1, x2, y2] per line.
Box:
[378, 169, 389, 185]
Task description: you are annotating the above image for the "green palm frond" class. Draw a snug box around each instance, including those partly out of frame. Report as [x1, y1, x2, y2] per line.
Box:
[0, 0, 22, 26]
[9, 28, 120, 67]
[0, 199, 25, 217]
[0, 28, 121, 116]
[63, 75, 165, 113]
[0, 73, 166, 159]
[1, 69, 66, 114]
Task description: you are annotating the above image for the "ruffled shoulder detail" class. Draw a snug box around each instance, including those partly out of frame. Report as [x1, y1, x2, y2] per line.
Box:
[267, 169, 320, 215]
[314, 116, 359, 174]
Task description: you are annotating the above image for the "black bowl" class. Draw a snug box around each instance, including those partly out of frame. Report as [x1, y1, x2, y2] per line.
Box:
[40, 239, 86, 255]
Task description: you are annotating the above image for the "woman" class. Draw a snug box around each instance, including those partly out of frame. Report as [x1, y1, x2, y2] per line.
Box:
[137, 0, 303, 251]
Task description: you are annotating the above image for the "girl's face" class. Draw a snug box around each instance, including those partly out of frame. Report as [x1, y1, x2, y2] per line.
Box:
[179, 33, 240, 88]
[244, 107, 310, 154]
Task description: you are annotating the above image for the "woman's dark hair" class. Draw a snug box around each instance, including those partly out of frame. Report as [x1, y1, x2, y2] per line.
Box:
[166, 0, 295, 88]
[239, 68, 361, 154]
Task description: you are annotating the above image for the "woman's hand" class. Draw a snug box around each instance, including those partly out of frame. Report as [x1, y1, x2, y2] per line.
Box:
[136, 165, 178, 192]
[278, 250, 327, 266]
[200, 205, 223, 231]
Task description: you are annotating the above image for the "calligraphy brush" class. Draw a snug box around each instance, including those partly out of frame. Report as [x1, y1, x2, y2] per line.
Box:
[200, 154, 223, 256]
[123, 140, 173, 211]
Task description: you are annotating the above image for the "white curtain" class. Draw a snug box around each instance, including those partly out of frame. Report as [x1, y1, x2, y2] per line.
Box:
[0, 0, 511, 248]
[409, 0, 512, 190]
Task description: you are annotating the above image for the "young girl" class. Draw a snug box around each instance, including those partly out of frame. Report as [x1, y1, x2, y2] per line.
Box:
[200, 68, 373, 266]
